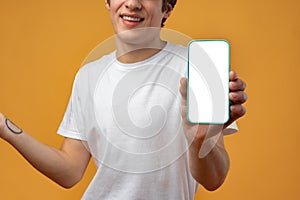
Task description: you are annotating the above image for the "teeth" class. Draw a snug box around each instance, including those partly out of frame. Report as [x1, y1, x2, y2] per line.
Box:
[122, 15, 142, 22]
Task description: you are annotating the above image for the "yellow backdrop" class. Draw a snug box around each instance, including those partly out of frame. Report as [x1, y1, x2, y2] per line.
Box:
[0, 0, 299, 199]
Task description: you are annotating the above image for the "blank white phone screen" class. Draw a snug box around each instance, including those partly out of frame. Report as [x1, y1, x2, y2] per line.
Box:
[187, 40, 230, 124]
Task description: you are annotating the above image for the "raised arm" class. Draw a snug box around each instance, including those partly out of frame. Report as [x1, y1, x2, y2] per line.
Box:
[0, 113, 91, 188]
[179, 71, 247, 191]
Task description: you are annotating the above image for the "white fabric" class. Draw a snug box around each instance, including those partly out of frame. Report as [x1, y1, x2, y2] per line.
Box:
[58, 43, 237, 200]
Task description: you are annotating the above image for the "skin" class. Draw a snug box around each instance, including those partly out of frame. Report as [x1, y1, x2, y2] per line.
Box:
[0, 0, 247, 192]
[106, 0, 172, 63]
[0, 115, 91, 188]
[180, 72, 247, 190]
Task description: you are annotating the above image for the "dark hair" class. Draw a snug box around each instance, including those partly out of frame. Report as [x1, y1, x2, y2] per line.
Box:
[106, 0, 177, 27]
[161, 0, 177, 27]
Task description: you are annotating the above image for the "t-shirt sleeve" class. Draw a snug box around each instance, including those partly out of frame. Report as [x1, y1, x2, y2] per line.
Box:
[223, 121, 238, 135]
[57, 72, 87, 141]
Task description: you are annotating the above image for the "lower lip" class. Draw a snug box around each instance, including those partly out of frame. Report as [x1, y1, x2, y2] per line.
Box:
[121, 18, 142, 27]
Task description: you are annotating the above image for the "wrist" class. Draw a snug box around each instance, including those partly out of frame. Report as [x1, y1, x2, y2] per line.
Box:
[189, 133, 223, 160]
[188, 137, 204, 157]
[0, 114, 23, 141]
[4, 118, 23, 134]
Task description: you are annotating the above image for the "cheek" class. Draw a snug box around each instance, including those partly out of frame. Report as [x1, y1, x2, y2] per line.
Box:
[150, 11, 164, 25]
[109, 0, 125, 10]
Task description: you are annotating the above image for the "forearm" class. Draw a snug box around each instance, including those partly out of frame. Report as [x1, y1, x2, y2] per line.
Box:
[0, 116, 86, 188]
[188, 136, 230, 191]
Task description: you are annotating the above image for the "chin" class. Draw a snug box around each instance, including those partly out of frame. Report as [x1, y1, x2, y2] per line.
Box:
[116, 27, 161, 47]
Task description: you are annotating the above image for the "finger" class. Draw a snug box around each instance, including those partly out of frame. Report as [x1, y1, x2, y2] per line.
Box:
[230, 71, 238, 81]
[0, 113, 4, 124]
[230, 104, 246, 120]
[181, 104, 187, 120]
[179, 77, 187, 100]
[179, 77, 188, 121]
[230, 78, 246, 91]
[0, 113, 5, 134]
[230, 91, 248, 104]
[181, 99, 189, 124]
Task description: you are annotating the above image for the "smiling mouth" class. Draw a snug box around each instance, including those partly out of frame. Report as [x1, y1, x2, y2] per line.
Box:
[120, 15, 144, 22]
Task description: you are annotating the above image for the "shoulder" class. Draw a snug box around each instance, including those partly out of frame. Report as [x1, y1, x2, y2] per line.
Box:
[72, 51, 116, 93]
[78, 51, 116, 77]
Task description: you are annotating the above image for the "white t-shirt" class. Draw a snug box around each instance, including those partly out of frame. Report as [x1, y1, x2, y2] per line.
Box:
[58, 42, 237, 199]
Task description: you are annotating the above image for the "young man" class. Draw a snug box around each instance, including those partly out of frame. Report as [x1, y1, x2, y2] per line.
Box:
[0, 0, 247, 199]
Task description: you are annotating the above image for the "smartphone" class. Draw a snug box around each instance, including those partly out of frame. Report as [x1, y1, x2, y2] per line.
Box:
[187, 40, 230, 124]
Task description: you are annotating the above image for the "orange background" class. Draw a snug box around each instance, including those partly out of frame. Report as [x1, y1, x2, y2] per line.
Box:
[0, 0, 300, 199]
